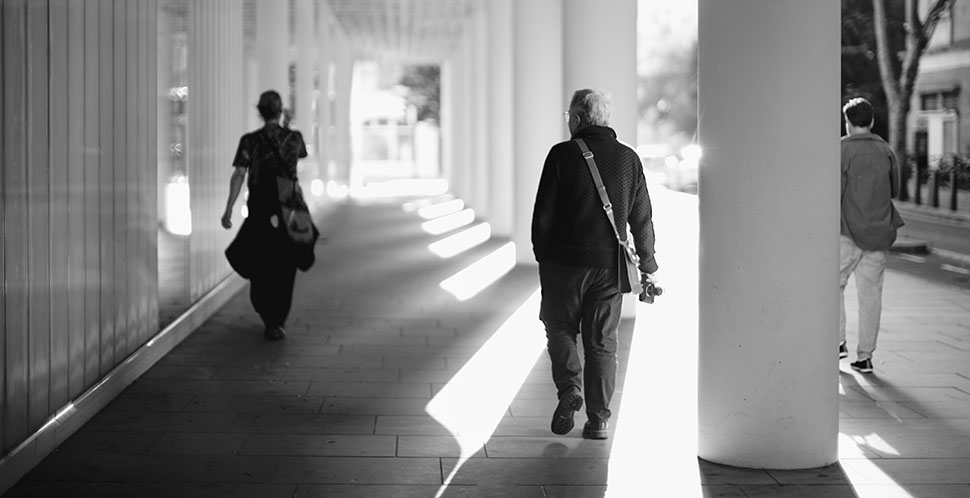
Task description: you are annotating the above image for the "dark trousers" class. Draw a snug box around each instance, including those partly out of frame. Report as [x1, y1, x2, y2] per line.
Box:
[250, 262, 297, 329]
[539, 260, 623, 423]
[245, 214, 298, 329]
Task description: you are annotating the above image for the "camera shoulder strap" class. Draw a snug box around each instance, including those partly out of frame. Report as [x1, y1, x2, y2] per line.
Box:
[575, 138, 626, 244]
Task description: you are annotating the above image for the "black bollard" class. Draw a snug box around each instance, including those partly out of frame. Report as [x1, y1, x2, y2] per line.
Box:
[930, 169, 940, 208]
[915, 131, 928, 205]
[951, 168, 959, 211]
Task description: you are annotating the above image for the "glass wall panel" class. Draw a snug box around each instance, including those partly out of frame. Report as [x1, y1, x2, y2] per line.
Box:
[157, 0, 191, 327]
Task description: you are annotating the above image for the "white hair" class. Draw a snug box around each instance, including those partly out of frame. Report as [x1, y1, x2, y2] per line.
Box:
[570, 89, 612, 127]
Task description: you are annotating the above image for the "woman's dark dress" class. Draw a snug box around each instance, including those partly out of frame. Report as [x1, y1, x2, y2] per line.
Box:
[231, 124, 308, 329]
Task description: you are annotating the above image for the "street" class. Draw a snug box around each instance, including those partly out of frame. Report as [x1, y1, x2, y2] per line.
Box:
[897, 207, 970, 256]
[891, 204, 970, 291]
[887, 251, 970, 291]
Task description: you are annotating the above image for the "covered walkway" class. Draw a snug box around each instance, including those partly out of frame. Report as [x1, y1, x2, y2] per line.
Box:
[5, 186, 969, 497]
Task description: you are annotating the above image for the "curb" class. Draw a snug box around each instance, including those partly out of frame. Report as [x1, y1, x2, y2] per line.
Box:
[891, 237, 929, 254]
[896, 202, 970, 225]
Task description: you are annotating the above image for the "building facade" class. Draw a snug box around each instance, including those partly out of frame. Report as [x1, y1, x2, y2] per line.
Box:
[910, 0, 970, 159]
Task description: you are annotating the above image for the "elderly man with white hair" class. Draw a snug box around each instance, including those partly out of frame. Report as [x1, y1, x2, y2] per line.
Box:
[531, 89, 659, 440]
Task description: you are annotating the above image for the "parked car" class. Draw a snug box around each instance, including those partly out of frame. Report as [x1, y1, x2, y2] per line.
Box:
[638, 143, 700, 194]
[665, 144, 700, 194]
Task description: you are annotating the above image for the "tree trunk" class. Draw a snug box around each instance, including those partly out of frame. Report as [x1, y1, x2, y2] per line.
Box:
[888, 99, 911, 200]
[870, 0, 954, 201]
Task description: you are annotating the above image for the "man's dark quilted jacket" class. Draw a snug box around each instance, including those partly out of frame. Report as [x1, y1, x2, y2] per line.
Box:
[531, 125, 658, 274]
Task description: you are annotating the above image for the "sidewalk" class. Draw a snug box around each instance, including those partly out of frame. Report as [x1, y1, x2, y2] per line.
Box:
[3, 188, 970, 497]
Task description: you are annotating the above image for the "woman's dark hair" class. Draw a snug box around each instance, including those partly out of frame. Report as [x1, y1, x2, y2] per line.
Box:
[843, 97, 874, 128]
[257, 90, 283, 121]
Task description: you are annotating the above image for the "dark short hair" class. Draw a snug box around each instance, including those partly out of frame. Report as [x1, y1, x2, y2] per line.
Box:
[843, 97, 873, 128]
[257, 90, 283, 121]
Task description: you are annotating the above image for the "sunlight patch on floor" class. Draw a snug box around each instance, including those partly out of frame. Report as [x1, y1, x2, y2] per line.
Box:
[422, 208, 476, 235]
[402, 194, 455, 212]
[425, 288, 545, 498]
[439, 241, 515, 301]
[607, 187, 701, 497]
[417, 198, 465, 219]
[428, 222, 491, 258]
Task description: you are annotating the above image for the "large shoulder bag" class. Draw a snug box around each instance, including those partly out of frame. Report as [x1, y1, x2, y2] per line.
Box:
[266, 129, 319, 271]
[575, 138, 643, 295]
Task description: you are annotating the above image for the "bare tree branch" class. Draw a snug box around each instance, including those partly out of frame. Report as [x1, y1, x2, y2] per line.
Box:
[923, 0, 956, 42]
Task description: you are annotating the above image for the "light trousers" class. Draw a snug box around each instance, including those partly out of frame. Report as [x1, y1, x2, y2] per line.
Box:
[839, 235, 887, 361]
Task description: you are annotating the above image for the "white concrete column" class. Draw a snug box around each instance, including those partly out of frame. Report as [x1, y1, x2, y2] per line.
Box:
[512, 0, 563, 264]
[255, 0, 289, 102]
[697, 0, 840, 469]
[332, 38, 354, 185]
[563, 0, 638, 144]
[315, 2, 334, 182]
[487, 0, 514, 237]
[293, 0, 315, 135]
[470, 8, 489, 219]
[455, 35, 471, 202]
[440, 60, 455, 189]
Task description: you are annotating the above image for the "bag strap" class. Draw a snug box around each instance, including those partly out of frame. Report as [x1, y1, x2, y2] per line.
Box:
[575, 138, 627, 245]
[260, 128, 289, 171]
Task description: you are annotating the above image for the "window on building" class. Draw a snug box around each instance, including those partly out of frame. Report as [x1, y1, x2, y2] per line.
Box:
[942, 90, 959, 111]
[921, 93, 939, 110]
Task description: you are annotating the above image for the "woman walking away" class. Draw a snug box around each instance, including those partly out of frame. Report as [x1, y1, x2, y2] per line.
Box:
[221, 90, 308, 340]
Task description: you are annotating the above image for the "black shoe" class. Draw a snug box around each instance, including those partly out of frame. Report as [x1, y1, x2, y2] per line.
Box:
[551, 391, 583, 435]
[839, 343, 848, 359]
[850, 358, 873, 373]
[582, 420, 609, 440]
[264, 326, 286, 341]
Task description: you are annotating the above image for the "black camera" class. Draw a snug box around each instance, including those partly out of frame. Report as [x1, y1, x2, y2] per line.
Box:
[639, 276, 663, 304]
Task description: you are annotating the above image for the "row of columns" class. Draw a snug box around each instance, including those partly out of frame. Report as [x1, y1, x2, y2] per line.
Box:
[440, 0, 840, 470]
[253, 0, 354, 190]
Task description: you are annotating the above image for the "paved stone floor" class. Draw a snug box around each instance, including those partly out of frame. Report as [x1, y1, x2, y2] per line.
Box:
[4, 187, 970, 497]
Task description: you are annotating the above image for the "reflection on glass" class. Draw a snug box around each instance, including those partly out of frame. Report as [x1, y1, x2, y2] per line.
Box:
[157, 0, 191, 327]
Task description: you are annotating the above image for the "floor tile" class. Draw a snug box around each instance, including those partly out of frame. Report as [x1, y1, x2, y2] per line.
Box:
[278, 367, 400, 382]
[241, 434, 396, 456]
[53, 430, 163, 455]
[151, 432, 249, 455]
[111, 482, 297, 498]
[103, 392, 196, 412]
[766, 463, 853, 485]
[375, 415, 453, 435]
[839, 458, 970, 485]
[396, 435, 465, 457]
[442, 457, 608, 486]
[230, 413, 376, 434]
[1, 482, 121, 498]
[84, 411, 237, 433]
[483, 436, 611, 458]
[273, 456, 441, 484]
[697, 460, 778, 486]
[295, 484, 444, 498]
[184, 394, 324, 413]
[305, 381, 431, 398]
[739, 484, 858, 497]
[26, 453, 279, 483]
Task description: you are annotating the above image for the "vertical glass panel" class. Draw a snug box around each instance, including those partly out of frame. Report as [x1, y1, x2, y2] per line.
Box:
[157, 0, 191, 327]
